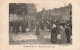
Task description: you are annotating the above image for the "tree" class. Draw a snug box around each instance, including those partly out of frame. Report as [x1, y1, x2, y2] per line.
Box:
[9, 3, 28, 17]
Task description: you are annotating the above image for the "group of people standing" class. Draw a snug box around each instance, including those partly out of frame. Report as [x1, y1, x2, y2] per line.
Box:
[50, 21, 72, 44]
[9, 19, 72, 44]
[9, 20, 28, 33]
[9, 20, 55, 33]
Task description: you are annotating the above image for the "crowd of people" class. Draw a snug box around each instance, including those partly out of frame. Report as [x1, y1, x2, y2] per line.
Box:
[9, 20, 57, 33]
[50, 20, 72, 44]
[9, 20, 72, 44]
[9, 20, 34, 33]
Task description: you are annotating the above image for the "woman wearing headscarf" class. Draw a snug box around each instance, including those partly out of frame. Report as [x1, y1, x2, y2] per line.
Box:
[50, 24, 57, 43]
[59, 23, 67, 44]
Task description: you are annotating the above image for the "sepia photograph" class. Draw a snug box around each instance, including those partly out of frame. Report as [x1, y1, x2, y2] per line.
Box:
[9, 3, 72, 45]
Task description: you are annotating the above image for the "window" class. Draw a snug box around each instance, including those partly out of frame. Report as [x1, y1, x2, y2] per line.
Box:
[70, 11, 72, 15]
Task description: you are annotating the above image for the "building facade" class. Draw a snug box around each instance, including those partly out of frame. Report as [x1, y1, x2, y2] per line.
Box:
[39, 4, 72, 21]
[9, 3, 72, 22]
[61, 4, 72, 21]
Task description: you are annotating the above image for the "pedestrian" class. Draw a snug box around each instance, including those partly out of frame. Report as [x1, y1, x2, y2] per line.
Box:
[12, 21, 16, 32]
[36, 22, 40, 35]
[9, 21, 14, 32]
[50, 24, 57, 43]
[21, 20, 26, 33]
[40, 21, 44, 30]
[15, 20, 19, 33]
[65, 24, 72, 43]
[26, 20, 28, 28]
[31, 20, 35, 31]
[59, 24, 67, 44]
[47, 20, 53, 32]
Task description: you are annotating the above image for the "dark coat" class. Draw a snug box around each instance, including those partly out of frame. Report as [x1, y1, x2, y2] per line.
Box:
[51, 27, 57, 43]
[65, 27, 72, 36]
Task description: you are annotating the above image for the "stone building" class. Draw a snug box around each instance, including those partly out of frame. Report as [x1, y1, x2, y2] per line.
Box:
[9, 3, 72, 22]
[61, 4, 72, 21]
[39, 3, 72, 21]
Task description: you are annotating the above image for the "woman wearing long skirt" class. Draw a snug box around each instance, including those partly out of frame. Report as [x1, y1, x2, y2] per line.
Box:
[50, 24, 57, 43]
[59, 24, 67, 44]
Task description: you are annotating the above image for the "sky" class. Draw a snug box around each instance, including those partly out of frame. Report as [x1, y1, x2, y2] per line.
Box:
[33, 0, 71, 11]
[10, 0, 72, 11]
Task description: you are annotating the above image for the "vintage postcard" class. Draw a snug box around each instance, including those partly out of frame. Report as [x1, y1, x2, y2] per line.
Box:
[0, 0, 80, 50]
